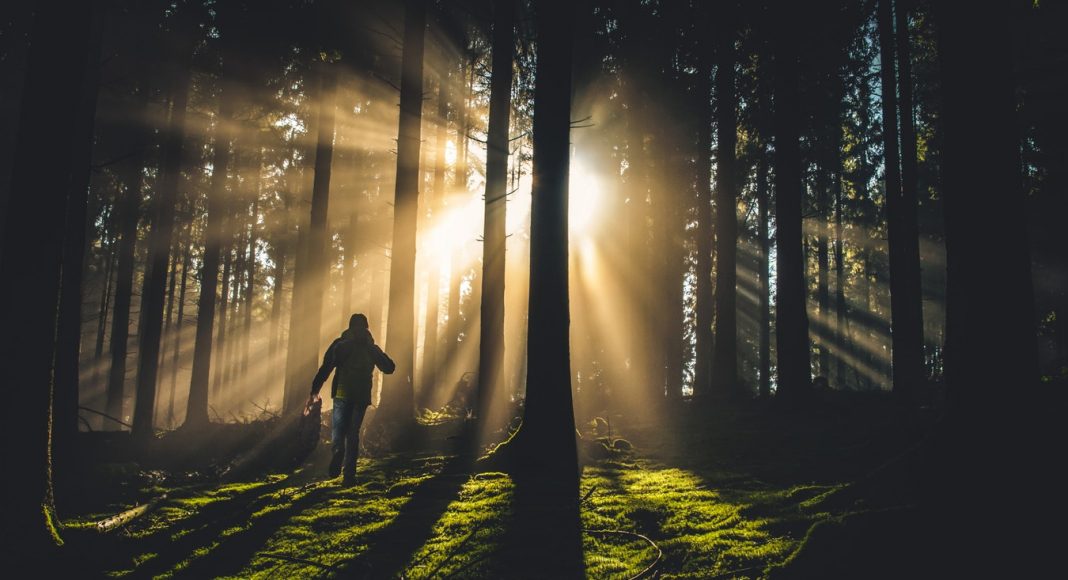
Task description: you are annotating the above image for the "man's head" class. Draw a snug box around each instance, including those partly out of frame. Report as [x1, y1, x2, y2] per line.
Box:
[349, 313, 369, 331]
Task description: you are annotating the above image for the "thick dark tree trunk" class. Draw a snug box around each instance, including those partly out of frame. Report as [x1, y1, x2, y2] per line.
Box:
[936, 2, 1038, 422]
[517, 0, 579, 479]
[476, 0, 515, 432]
[379, 0, 426, 425]
[712, 9, 739, 396]
[931, 4, 1043, 572]
[131, 34, 192, 441]
[878, 0, 924, 403]
[772, 1, 811, 397]
[186, 80, 237, 428]
[53, 9, 103, 499]
[0, 0, 94, 557]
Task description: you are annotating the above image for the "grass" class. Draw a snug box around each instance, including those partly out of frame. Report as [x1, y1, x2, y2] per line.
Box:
[60, 395, 929, 578]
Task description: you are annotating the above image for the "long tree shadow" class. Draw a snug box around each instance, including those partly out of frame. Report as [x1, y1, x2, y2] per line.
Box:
[334, 454, 470, 578]
[493, 474, 585, 579]
[122, 477, 305, 577]
[174, 484, 336, 578]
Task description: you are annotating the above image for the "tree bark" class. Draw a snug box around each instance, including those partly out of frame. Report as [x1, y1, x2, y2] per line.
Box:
[772, 0, 811, 397]
[712, 8, 739, 396]
[692, 9, 714, 399]
[757, 152, 772, 398]
[0, 0, 94, 557]
[53, 7, 103, 497]
[379, 0, 426, 425]
[131, 31, 192, 441]
[878, 0, 924, 402]
[186, 76, 237, 428]
[476, 0, 515, 431]
[517, 0, 578, 480]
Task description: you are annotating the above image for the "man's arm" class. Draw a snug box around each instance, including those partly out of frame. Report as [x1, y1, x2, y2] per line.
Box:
[310, 339, 341, 396]
[370, 345, 396, 375]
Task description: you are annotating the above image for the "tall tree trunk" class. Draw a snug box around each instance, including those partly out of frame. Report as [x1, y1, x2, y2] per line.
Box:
[712, 8, 739, 396]
[834, 165, 848, 388]
[284, 62, 338, 414]
[379, 0, 426, 425]
[517, 0, 578, 480]
[0, 0, 94, 557]
[757, 152, 772, 398]
[212, 241, 232, 397]
[242, 193, 258, 378]
[106, 77, 152, 427]
[933, 4, 1042, 571]
[692, 15, 714, 399]
[476, 0, 515, 431]
[816, 167, 831, 377]
[156, 235, 180, 427]
[132, 34, 192, 441]
[186, 79, 237, 428]
[53, 8, 103, 497]
[772, 0, 811, 397]
[167, 243, 190, 428]
[94, 227, 116, 377]
[878, 0, 924, 402]
[936, 1, 1038, 417]
[894, 0, 925, 401]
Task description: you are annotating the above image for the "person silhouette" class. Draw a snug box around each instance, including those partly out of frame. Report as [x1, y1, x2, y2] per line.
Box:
[307, 313, 395, 486]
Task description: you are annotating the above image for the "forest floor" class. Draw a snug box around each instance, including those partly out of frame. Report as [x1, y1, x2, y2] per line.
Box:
[59, 393, 933, 579]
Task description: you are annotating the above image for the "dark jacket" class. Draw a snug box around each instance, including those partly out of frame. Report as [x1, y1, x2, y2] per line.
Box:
[310, 328, 395, 405]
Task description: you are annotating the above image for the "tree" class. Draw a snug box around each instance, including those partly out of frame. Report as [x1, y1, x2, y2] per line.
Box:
[378, 0, 427, 426]
[516, 0, 579, 480]
[772, 0, 811, 396]
[53, 6, 103, 495]
[131, 19, 194, 441]
[284, 61, 338, 414]
[0, 0, 95, 558]
[711, 3, 739, 396]
[186, 69, 237, 427]
[878, 0, 924, 402]
[476, 0, 515, 433]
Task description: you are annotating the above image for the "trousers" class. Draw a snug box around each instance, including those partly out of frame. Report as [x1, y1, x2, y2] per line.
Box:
[331, 398, 369, 478]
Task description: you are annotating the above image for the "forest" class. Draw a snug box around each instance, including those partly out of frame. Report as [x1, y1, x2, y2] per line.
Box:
[0, 0, 1064, 577]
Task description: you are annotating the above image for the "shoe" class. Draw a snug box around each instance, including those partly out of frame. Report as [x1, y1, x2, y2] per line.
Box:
[328, 452, 343, 478]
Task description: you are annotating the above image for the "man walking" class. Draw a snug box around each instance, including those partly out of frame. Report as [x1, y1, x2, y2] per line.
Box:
[308, 313, 395, 485]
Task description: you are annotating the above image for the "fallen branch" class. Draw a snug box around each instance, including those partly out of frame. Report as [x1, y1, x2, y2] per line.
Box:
[96, 494, 167, 533]
[78, 405, 133, 429]
[584, 528, 662, 580]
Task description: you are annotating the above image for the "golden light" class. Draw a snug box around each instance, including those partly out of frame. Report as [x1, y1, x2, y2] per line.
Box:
[569, 159, 602, 233]
[445, 140, 457, 167]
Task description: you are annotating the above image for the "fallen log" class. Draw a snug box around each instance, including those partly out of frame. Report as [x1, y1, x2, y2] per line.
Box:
[95, 494, 167, 533]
